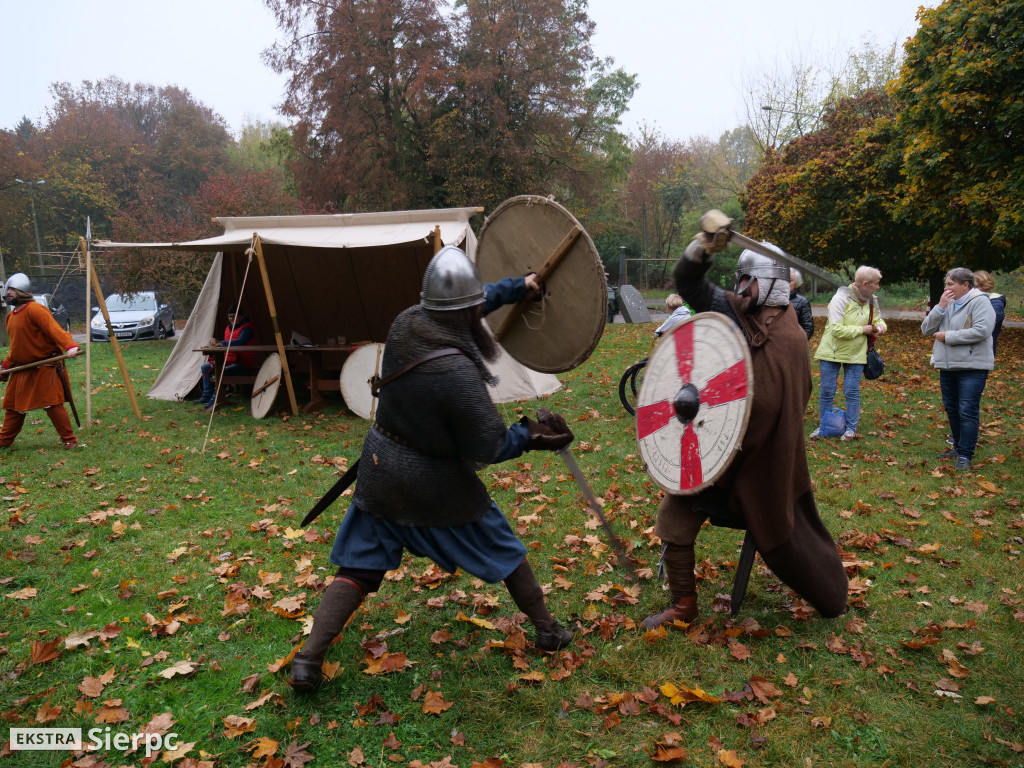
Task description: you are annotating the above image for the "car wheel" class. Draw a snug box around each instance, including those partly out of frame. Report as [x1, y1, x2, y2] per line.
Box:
[166, 319, 175, 338]
[156, 324, 167, 341]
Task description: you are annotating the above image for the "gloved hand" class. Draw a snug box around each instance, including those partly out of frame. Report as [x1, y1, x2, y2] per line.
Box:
[0, 371, 7, 383]
[521, 410, 574, 452]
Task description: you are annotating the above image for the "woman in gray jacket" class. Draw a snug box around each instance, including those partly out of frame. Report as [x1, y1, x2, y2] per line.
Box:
[921, 267, 995, 472]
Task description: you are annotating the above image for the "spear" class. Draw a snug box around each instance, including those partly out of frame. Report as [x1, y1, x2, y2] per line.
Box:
[0, 354, 71, 376]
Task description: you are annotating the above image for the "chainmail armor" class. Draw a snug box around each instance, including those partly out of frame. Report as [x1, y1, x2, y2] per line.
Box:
[353, 306, 510, 527]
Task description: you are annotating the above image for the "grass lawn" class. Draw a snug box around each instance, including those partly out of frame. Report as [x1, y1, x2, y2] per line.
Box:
[1, 319, 1022, 768]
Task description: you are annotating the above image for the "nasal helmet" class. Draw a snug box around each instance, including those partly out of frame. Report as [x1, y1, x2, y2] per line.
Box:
[420, 245, 485, 311]
[4, 273, 32, 295]
[733, 246, 789, 296]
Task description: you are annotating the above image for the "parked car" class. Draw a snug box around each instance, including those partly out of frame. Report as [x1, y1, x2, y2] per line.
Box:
[33, 293, 71, 333]
[90, 291, 174, 342]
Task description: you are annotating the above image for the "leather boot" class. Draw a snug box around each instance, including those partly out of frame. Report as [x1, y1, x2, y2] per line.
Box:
[503, 560, 573, 651]
[643, 542, 698, 629]
[290, 577, 364, 692]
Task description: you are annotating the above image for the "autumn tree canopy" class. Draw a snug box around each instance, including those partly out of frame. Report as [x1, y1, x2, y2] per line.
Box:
[888, 0, 1024, 272]
[264, 0, 637, 212]
[743, 1, 1024, 298]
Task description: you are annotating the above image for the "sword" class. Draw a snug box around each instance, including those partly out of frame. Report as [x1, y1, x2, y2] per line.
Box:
[301, 458, 361, 527]
[56, 362, 81, 428]
[556, 446, 641, 584]
[700, 209, 796, 263]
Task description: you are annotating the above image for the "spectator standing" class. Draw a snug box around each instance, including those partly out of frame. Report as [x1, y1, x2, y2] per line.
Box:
[811, 266, 886, 440]
[921, 267, 995, 472]
[972, 271, 1005, 356]
[789, 268, 814, 340]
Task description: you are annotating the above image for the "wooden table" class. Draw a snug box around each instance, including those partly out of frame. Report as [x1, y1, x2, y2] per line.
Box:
[197, 344, 358, 414]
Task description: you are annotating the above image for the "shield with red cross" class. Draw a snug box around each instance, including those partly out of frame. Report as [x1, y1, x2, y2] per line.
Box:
[636, 312, 753, 495]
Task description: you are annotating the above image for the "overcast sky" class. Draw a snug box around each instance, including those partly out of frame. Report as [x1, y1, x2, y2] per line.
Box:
[4, 0, 936, 143]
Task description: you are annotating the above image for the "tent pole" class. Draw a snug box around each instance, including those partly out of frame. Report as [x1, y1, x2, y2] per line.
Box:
[79, 237, 90, 428]
[433, 225, 441, 253]
[84, 240, 142, 419]
[251, 235, 299, 415]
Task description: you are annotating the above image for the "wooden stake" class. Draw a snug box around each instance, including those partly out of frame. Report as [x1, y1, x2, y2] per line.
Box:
[251, 235, 299, 415]
[84, 238, 141, 419]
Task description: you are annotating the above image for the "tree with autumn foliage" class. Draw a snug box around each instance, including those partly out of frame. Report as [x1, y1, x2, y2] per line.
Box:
[42, 78, 234, 245]
[264, 0, 453, 210]
[742, 90, 927, 282]
[264, 0, 636, 213]
[887, 0, 1024, 286]
[109, 169, 307, 310]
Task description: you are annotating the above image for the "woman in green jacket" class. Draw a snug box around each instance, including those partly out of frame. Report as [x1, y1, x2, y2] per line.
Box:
[811, 266, 886, 440]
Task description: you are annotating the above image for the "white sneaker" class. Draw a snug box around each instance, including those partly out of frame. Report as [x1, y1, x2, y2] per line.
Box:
[841, 429, 856, 440]
[809, 428, 820, 439]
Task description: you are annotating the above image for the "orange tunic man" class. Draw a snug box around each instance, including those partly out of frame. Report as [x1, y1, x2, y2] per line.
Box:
[0, 273, 81, 449]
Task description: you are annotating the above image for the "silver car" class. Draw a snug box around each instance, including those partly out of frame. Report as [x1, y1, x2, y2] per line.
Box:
[90, 291, 175, 342]
[33, 294, 71, 332]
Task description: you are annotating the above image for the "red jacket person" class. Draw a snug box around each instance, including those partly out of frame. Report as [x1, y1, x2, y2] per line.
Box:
[0, 273, 81, 449]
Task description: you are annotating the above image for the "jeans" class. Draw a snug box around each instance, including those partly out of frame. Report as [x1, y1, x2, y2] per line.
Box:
[818, 360, 865, 433]
[200, 361, 249, 401]
[939, 369, 988, 459]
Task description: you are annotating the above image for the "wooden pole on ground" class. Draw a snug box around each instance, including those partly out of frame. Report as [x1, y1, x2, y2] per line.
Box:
[81, 236, 141, 419]
[251, 235, 299, 415]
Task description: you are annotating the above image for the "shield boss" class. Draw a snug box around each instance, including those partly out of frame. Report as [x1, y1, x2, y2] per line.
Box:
[477, 195, 607, 373]
[636, 312, 752, 494]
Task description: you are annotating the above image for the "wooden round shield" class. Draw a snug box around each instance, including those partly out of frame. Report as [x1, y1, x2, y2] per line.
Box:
[251, 353, 282, 420]
[340, 343, 385, 420]
[477, 195, 607, 373]
[636, 312, 753, 495]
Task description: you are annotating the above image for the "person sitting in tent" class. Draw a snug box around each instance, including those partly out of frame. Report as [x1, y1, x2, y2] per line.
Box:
[197, 304, 257, 408]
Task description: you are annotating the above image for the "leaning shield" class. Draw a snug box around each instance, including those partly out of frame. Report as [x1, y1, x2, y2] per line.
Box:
[340, 342, 385, 420]
[636, 312, 753, 495]
[251, 353, 282, 420]
[477, 195, 607, 373]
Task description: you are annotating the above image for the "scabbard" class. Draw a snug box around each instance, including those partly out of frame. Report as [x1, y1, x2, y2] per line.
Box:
[301, 458, 361, 527]
[57, 362, 81, 428]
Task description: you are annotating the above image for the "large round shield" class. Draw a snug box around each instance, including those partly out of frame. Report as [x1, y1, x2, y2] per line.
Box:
[251, 353, 282, 420]
[477, 195, 607, 373]
[636, 312, 753, 495]
[340, 343, 385, 420]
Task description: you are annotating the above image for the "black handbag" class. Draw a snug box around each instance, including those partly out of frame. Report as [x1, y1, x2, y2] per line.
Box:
[864, 303, 884, 380]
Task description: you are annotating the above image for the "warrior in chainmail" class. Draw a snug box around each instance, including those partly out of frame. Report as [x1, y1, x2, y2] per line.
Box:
[290, 246, 575, 692]
[642, 229, 848, 629]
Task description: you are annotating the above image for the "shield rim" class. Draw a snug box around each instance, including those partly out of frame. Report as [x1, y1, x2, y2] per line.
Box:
[477, 194, 607, 373]
[251, 353, 282, 420]
[340, 342, 386, 420]
[636, 311, 753, 495]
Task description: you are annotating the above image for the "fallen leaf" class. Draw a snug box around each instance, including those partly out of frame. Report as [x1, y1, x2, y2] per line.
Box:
[422, 690, 455, 715]
[223, 715, 257, 739]
[158, 660, 196, 679]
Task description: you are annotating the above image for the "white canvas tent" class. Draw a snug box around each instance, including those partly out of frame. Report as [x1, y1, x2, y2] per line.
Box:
[95, 208, 560, 410]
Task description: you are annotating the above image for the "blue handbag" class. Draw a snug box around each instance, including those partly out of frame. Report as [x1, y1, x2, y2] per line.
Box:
[819, 407, 846, 437]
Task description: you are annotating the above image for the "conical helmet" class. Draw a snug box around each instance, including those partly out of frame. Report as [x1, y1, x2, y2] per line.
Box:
[420, 245, 485, 311]
[4, 272, 31, 294]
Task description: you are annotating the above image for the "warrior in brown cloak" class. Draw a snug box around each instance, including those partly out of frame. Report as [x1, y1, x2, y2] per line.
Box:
[643, 229, 848, 627]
